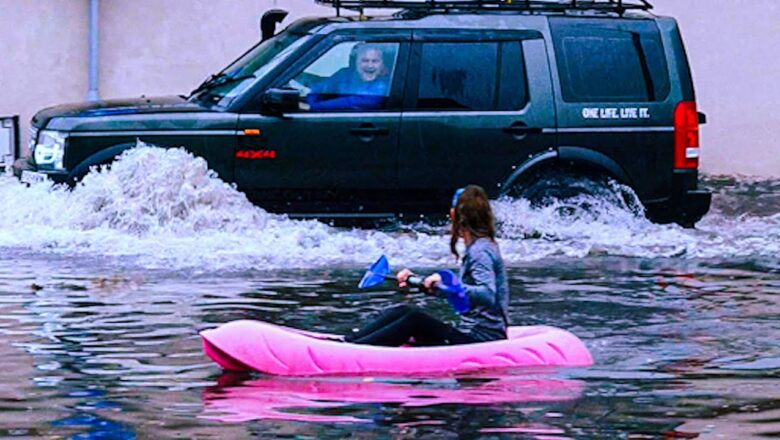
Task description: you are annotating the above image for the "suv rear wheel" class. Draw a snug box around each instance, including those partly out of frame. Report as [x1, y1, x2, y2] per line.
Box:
[505, 167, 643, 218]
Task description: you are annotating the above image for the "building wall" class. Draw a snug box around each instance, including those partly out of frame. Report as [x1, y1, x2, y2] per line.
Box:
[98, 0, 326, 98]
[651, 0, 780, 176]
[0, 0, 326, 153]
[0, 0, 88, 141]
[0, 0, 777, 177]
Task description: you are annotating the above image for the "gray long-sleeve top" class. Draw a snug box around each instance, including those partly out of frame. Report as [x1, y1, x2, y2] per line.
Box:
[456, 237, 510, 342]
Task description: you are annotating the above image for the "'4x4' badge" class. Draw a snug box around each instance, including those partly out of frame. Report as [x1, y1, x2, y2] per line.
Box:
[236, 150, 277, 160]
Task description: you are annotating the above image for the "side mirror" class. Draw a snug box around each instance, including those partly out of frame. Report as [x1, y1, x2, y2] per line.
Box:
[261, 88, 300, 116]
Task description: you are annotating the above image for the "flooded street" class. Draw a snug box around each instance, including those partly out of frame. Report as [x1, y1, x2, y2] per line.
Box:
[0, 148, 777, 438]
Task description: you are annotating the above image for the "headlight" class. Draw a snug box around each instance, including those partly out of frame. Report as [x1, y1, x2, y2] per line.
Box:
[33, 130, 67, 170]
[28, 126, 39, 154]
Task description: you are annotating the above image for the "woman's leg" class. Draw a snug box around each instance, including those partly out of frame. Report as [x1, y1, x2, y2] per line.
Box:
[407, 309, 478, 346]
[347, 306, 478, 346]
[344, 305, 411, 342]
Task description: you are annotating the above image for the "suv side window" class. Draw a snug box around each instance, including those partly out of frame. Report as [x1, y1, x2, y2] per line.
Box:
[415, 41, 527, 111]
[285, 41, 400, 112]
[551, 18, 670, 103]
[498, 41, 528, 110]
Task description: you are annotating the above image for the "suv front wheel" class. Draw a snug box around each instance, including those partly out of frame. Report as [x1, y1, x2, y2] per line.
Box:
[66, 143, 136, 187]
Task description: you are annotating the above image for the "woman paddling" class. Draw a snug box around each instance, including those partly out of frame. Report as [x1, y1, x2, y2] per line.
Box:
[345, 185, 510, 346]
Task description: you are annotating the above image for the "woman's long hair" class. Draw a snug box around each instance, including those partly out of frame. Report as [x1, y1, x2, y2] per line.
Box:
[450, 185, 496, 260]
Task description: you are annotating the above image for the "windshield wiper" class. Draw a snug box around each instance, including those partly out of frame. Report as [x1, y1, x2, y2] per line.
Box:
[189, 73, 226, 97]
[189, 73, 256, 98]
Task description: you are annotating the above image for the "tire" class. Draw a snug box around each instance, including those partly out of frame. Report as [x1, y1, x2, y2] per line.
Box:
[506, 167, 643, 216]
[66, 143, 136, 187]
[505, 167, 592, 203]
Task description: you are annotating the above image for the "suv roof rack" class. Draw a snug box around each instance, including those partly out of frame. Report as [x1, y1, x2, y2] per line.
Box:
[316, 0, 653, 17]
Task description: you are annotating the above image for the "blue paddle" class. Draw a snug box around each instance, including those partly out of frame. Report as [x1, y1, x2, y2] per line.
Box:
[358, 255, 471, 314]
[358, 255, 423, 289]
[435, 269, 471, 314]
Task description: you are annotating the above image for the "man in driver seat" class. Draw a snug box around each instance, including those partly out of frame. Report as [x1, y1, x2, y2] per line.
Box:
[307, 43, 391, 111]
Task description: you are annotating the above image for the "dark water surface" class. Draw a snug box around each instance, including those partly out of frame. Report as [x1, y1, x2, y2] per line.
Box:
[1, 256, 777, 439]
[0, 150, 777, 439]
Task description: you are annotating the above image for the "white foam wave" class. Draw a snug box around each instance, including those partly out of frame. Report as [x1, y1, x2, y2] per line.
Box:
[0, 144, 777, 271]
[0, 145, 448, 270]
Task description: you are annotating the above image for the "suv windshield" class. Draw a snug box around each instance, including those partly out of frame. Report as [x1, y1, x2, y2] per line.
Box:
[190, 31, 310, 107]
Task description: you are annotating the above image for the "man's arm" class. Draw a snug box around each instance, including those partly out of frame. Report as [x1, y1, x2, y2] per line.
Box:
[308, 94, 387, 111]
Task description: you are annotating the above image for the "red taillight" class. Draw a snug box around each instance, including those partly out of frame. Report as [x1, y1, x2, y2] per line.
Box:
[674, 101, 700, 169]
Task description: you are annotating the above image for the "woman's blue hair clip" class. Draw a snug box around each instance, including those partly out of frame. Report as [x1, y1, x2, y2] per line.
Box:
[451, 187, 466, 209]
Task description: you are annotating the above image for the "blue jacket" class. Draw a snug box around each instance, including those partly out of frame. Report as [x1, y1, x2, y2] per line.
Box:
[307, 68, 390, 111]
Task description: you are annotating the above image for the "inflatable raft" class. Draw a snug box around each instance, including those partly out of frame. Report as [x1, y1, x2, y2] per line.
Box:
[201, 320, 593, 376]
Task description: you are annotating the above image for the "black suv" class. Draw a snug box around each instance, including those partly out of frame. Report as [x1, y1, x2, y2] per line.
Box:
[15, 0, 711, 226]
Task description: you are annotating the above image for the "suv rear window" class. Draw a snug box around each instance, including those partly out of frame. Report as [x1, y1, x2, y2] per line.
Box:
[550, 18, 670, 103]
[416, 41, 527, 111]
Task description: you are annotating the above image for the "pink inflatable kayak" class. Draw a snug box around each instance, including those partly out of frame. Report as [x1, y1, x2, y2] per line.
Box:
[201, 320, 592, 376]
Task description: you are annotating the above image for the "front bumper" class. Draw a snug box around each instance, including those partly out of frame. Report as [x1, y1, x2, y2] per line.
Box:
[12, 157, 68, 184]
[645, 171, 712, 227]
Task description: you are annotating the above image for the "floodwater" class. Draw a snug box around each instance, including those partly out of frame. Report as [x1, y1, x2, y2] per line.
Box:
[0, 147, 777, 439]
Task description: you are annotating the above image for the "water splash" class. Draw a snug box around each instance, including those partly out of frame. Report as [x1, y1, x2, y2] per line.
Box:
[74, 146, 268, 235]
[494, 175, 780, 261]
[0, 144, 777, 271]
[0, 144, 444, 270]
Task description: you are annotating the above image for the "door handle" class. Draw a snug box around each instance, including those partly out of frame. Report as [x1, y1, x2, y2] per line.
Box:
[503, 124, 542, 137]
[349, 126, 390, 137]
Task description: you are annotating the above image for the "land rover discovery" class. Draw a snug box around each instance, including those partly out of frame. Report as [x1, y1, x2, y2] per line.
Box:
[15, 0, 711, 226]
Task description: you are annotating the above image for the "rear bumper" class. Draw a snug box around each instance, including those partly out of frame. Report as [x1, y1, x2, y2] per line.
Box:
[645, 170, 711, 227]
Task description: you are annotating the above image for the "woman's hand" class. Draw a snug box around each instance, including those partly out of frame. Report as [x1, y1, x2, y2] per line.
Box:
[423, 273, 442, 293]
[396, 268, 415, 288]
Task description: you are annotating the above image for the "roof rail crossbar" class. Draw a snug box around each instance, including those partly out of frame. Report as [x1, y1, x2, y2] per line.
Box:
[315, 0, 654, 16]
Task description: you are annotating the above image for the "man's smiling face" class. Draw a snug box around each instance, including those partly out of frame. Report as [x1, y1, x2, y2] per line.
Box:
[357, 48, 384, 82]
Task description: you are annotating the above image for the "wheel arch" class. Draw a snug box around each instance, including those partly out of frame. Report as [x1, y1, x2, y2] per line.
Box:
[66, 142, 137, 186]
[499, 146, 633, 196]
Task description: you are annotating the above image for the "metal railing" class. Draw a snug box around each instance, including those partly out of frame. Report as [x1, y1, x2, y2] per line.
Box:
[0, 116, 19, 168]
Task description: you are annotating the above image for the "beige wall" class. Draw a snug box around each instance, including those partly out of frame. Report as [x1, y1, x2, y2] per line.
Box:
[651, 0, 780, 176]
[99, 0, 327, 98]
[0, 0, 88, 139]
[0, 0, 327, 149]
[1, 0, 778, 177]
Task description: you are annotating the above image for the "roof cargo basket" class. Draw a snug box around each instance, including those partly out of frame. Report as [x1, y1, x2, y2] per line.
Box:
[316, 0, 653, 17]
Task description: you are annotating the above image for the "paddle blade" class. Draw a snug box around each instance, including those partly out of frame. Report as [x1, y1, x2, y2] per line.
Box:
[437, 269, 470, 314]
[358, 255, 392, 289]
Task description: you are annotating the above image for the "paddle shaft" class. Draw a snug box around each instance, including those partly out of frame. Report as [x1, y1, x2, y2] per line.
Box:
[383, 274, 424, 288]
